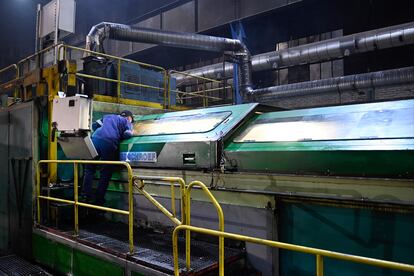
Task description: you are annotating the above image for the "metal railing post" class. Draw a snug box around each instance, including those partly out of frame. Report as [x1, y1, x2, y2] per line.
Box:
[127, 164, 134, 254]
[73, 163, 79, 236]
[163, 70, 168, 109]
[36, 163, 41, 225]
[185, 181, 224, 275]
[117, 60, 121, 102]
[132, 176, 186, 226]
[316, 254, 324, 276]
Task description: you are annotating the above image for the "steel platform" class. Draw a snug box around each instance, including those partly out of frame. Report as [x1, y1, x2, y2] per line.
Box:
[38, 220, 245, 275]
[0, 255, 51, 276]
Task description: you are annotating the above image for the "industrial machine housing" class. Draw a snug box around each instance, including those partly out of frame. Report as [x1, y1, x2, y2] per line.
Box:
[0, 3, 413, 275]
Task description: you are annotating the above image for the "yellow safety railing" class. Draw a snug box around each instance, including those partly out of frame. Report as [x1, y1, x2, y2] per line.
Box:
[0, 64, 19, 83]
[36, 160, 135, 253]
[131, 177, 225, 274]
[1, 42, 236, 109]
[172, 226, 414, 275]
[57, 44, 170, 108]
[184, 181, 225, 274]
[170, 69, 231, 107]
[17, 43, 58, 69]
[132, 176, 186, 226]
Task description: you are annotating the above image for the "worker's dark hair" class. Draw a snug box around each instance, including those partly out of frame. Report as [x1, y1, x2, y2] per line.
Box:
[120, 110, 134, 123]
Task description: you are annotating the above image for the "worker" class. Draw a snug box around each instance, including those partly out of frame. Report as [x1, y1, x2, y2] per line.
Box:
[81, 110, 134, 206]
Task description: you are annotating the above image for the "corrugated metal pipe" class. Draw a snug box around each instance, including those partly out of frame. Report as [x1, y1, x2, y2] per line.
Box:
[174, 22, 414, 89]
[250, 66, 414, 102]
[85, 22, 253, 95]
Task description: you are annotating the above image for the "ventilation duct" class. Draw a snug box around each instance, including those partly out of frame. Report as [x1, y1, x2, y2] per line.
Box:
[175, 22, 414, 88]
[86, 22, 253, 96]
[251, 66, 414, 102]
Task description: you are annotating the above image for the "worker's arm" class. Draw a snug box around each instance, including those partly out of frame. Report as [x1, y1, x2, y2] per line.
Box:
[92, 118, 103, 131]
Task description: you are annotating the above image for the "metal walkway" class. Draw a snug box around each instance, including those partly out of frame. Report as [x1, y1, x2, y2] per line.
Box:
[0, 255, 50, 276]
[45, 220, 244, 275]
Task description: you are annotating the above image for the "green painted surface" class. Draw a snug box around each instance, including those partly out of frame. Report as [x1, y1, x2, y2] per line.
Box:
[225, 99, 414, 178]
[278, 202, 414, 276]
[32, 234, 71, 274]
[33, 233, 124, 276]
[224, 150, 414, 178]
[131, 271, 145, 276]
[73, 250, 123, 276]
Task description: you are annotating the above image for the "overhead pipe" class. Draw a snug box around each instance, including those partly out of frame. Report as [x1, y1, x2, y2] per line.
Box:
[85, 22, 253, 95]
[174, 22, 414, 87]
[250, 66, 414, 102]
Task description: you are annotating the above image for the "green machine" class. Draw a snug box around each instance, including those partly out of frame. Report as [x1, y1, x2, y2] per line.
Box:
[119, 103, 260, 169]
[225, 99, 414, 178]
[121, 99, 414, 178]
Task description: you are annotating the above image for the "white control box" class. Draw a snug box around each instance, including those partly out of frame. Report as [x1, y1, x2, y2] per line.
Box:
[40, 0, 76, 39]
[52, 95, 91, 132]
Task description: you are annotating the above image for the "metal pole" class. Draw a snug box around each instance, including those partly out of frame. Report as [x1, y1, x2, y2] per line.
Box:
[36, 163, 41, 224]
[54, 0, 60, 64]
[117, 61, 121, 103]
[35, 4, 41, 53]
[316, 254, 324, 276]
[73, 163, 79, 236]
[128, 165, 134, 254]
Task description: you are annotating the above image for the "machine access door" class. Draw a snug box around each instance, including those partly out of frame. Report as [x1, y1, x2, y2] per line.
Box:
[0, 109, 9, 252]
[0, 102, 34, 258]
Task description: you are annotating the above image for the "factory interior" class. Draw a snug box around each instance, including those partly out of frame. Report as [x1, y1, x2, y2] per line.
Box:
[0, 0, 413, 275]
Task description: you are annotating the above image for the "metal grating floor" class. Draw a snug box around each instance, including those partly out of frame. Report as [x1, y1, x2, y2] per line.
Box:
[0, 255, 50, 276]
[55, 220, 244, 274]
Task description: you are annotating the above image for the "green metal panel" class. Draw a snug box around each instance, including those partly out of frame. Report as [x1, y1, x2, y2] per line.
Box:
[33, 233, 124, 276]
[225, 99, 414, 177]
[119, 103, 257, 169]
[73, 250, 124, 276]
[32, 234, 72, 275]
[278, 202, 414, 275]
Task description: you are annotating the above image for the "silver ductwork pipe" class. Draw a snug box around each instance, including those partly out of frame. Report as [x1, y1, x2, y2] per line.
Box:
[175, 22, 414, 88]
[250, 66, 414, 102]
[86, 22, 253, 95]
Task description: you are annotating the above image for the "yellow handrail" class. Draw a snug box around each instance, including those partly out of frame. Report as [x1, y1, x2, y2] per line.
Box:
[58, 44, 165, 71]
[36, 160, 134, 254]
[17, 43, 59, 67]
[170, 69, 230, 106]
[0, 64, 19, 89]
[185, 181, 224, 274]
[173, 225, 414, 275]
[56, 44, 170, 108]
[132, 176, 186, 226]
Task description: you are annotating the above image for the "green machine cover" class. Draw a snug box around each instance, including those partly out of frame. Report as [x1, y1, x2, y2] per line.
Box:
[119, 103, 258, 169]
[224, 99, 414, 178]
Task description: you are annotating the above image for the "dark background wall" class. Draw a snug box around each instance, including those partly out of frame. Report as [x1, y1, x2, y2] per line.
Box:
[0, 0, 182, 68]
[1, 0, 413, 108]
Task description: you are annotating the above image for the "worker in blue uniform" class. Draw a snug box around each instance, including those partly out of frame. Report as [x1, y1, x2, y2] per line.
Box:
[82, 110, 134, 206]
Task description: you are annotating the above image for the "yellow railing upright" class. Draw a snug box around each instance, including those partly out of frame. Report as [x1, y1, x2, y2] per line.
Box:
[132, 175, 186, 226]
[184, 181, 225, 274]
[36, 160, 135, 254]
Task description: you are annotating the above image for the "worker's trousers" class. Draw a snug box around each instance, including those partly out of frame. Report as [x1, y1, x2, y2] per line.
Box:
[82, 138, 117, 206]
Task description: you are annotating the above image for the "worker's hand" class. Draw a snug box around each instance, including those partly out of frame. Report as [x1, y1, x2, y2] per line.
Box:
[123, 129, 134, 139]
